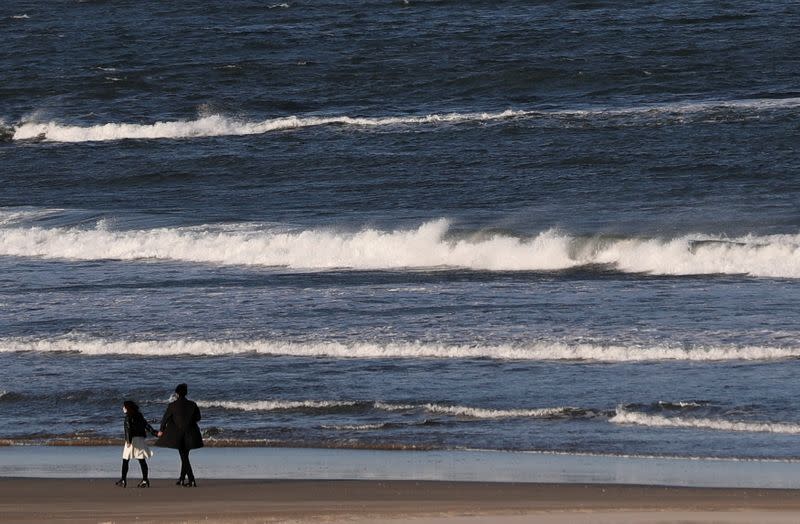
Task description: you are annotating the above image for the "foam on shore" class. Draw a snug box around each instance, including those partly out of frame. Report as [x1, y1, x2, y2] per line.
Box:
[611, 407, 800, 434]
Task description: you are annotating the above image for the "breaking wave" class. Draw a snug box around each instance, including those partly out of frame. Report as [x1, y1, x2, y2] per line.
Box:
[611, 407, 800, 434]
[322, 423, 393, 431]
[9, 96, 800, 143]
[197, 398, 593, 419]
[1, 218, 799, 277]
[197, 399, 363, 412]
[11, 110, 526, 143]
[418, 403, 592, 419]
[2, 337, 799, 362]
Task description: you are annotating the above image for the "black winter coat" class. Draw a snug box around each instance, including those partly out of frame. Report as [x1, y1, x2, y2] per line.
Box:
[124, 412, 157, 444]
[155, 397, 204, 450]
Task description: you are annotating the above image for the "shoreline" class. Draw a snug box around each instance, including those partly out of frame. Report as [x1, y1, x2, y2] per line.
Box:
[4, 439, 800, 462]
[4, 446, 800, 488]
[2, 478, 800, 523]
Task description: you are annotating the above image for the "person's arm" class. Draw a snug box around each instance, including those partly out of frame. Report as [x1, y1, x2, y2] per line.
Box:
[124, 416, 132, 444]
[159, 404, 173, 435]
[145, 418, 158, 437]
[193, 403, 201, 423]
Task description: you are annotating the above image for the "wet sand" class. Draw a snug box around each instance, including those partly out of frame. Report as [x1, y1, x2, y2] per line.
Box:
[2, 479, 800, 523]
[6, 446, 800, 488]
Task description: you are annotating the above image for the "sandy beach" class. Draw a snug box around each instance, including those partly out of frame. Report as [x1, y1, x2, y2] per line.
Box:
[4, 447, 800, 522]
[3, 478, 800, 523]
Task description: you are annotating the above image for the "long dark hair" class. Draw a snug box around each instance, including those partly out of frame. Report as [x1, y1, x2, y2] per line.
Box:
[123, 400, 141, 417]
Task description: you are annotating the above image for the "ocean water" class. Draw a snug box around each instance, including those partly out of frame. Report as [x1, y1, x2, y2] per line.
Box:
[1, 1, 799, 459]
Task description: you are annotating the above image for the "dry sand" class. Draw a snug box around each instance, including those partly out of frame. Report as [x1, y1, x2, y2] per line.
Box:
[2, 479, 800, 523]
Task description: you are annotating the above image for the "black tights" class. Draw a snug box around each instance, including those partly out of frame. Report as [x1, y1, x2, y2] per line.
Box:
[178, 447, 194, 482]
[121, 458, 148, 481]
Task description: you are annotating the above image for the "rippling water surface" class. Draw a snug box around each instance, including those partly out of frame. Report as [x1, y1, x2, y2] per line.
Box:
[1, 0, 799, 459]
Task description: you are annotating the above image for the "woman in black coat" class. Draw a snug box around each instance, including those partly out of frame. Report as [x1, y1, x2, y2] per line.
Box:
[155, 383, 203, 487]
[116, 400, 158, 488]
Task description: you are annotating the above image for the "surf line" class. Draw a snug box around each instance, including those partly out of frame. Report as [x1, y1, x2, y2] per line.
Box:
[10, 96, 800, 143]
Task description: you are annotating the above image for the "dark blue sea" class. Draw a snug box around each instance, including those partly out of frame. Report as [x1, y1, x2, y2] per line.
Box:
[1, 0, 799, 459]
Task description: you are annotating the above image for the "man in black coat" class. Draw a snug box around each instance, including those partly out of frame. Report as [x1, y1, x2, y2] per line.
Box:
[156, 383, 203, 486]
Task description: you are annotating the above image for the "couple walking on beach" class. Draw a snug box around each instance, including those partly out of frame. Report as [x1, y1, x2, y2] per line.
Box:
[116, 383, 204, 488]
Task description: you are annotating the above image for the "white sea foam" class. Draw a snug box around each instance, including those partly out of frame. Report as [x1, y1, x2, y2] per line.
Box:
[11, 110, 525, 142]
[1, 219, 798, 277]
[368, 401, 581, 418]
[323, 423, 387, 431]
[559, 96, 800, 118]
[11, 14, 30, 19]
[611, 408, 800, 434]
[419, 403, 584, 419]
[10, 97, 800, 143]
[196, 399, 358, 411]
[373, 401, 417, 411]
[1, 337, 798, 362]
[196, 398, 584, 419]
